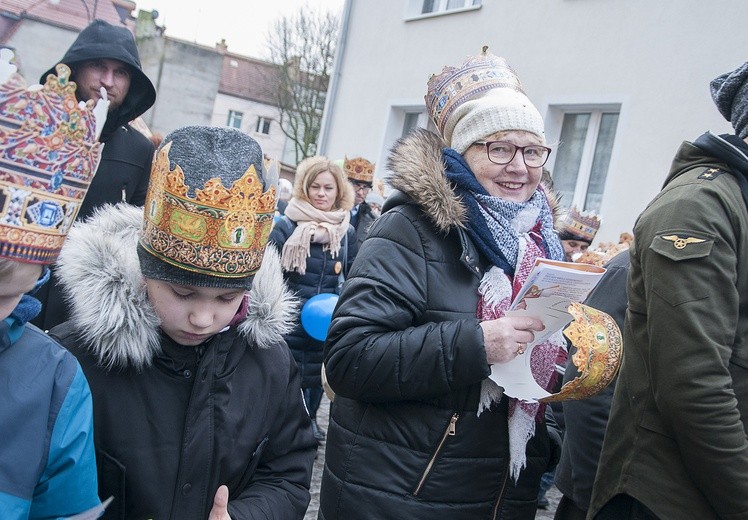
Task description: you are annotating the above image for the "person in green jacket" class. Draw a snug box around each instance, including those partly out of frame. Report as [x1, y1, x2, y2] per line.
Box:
[589, 61, 748, 519]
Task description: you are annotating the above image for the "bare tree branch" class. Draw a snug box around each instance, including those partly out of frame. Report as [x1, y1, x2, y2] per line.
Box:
[263, 5, 339, 165]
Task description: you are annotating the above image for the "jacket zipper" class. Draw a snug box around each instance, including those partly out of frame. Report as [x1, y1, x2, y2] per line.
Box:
[317, 252, 327, 293]
[491, 457, 511, 519]
[413, 413, 459, 496]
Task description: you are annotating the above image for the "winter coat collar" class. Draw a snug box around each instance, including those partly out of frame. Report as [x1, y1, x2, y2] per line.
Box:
[56, 203, 298, 371]
[385, 129, 467, 233]
[672, 132, 748, 208]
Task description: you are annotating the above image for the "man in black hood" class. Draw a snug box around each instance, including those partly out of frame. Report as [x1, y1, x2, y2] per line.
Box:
[33, 19, 157, 331]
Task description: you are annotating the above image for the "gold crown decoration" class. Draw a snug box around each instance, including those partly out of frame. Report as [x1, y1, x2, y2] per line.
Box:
[558, 205, 602, 243]
[425, 46, 526, 137]
[540, 301, 623, 402]
[344, 156, 375, 184]
[140, 142, 278, 278]
[0, 48, 108, 264]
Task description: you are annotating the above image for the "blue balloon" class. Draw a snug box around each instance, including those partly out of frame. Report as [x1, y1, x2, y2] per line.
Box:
[301, 293, 339, 341]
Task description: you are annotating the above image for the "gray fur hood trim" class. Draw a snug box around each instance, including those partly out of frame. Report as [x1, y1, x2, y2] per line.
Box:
[56, 203, 298, 370]
[386, 129, 466, 233]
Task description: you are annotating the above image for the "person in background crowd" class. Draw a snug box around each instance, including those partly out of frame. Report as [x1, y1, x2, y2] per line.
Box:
[365, 190, 384, 218]
[553, 250, 629, 520]
[276, 177, 293, 215]
[319, 47, 565, 519]
[268, 156, 357, 445]
[556, 205, 601, 262]
[50, 126, 317, 519]
[33, 19, 157, 331]
[589, 60, 748, 519]
[0, 51, 102, 519]
[343, 156, 378, 247]
[537, 205, 601, 508]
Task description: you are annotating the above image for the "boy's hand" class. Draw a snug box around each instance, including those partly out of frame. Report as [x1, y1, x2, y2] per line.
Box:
[208, 485, 232, 520]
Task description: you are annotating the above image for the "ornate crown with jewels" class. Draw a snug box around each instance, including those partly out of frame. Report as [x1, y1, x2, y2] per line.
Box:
[343, 156, 374, 184]
[558, 205, 602, 243]
[140, 142, 278, 279]
[0, 48, 108, 264]
[425, 46, 525, 137]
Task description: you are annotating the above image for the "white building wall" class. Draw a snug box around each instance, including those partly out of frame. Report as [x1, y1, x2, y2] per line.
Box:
[211, 93, 286, 162]
[321, 0, 748, 243]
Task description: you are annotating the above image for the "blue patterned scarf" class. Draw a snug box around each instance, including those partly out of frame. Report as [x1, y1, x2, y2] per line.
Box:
[443, 148, 564, 272]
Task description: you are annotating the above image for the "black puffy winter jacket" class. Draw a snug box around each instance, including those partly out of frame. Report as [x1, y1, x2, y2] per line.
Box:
[319, 130, 558, 520]
[268, 216, 357, 389]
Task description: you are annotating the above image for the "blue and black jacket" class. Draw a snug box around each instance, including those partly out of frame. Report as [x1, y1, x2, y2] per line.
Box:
[0, 295, 99, 518]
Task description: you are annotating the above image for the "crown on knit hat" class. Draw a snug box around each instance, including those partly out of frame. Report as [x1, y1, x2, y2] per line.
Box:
[425, 46, 545, 153]
[344, 156, 375, 185]
[139, 126, 277, 288]
[557, 205, 601, 243]
[0, 48, 107, 264]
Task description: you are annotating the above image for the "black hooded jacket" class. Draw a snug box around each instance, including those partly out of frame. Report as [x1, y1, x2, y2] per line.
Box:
[33, 20, 157, 331]
[39, 19, 157, 218]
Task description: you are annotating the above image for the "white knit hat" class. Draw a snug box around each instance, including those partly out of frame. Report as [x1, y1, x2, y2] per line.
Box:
[448, 89, 544, 154]
[425, 47, 545, 153]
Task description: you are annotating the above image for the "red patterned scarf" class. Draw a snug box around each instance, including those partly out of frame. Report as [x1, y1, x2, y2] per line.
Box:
[477, 226, 566, 482]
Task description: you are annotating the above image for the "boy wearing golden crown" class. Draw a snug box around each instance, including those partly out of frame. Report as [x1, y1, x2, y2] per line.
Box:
[0, 50, 104, 518]
[50, 126, 317, 519]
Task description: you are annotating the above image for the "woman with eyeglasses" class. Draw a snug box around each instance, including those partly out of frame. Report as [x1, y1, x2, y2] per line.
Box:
[319, 49, 565, 520]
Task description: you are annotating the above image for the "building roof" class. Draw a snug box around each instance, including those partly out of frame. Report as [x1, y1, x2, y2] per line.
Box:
[0, 0, 128, 34]
[219, 52, 281, 106]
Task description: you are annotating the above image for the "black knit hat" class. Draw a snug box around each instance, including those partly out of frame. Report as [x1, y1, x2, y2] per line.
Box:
[138, 126, 278, 289]
[711, 61, 748, 139]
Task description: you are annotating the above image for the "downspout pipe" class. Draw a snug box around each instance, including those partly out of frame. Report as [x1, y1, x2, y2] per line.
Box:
[317, 0, 351, 156]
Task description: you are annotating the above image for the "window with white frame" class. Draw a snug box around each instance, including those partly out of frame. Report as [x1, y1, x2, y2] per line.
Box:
[378, 106, 435, 173]
[421, 0, 480, 14]
[549, 108, 619, 214]
[401, 112, 424, 138]
[256, 116, 271, 135]
[227, 110, 243, 129]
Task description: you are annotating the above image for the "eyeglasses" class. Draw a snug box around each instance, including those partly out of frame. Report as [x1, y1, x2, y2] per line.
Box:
[352, 183, 371, 193]
[473, 141, 552, 168]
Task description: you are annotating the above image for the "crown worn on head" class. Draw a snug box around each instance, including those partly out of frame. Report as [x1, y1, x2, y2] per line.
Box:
[344, 156, 374, 185]
[558, 205, 601, 243]
[140, 142, 277, 279]
[0, 48, 107, 264]
[425, 46, 526, 138]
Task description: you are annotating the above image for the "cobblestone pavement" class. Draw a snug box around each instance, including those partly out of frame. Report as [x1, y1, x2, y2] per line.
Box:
[304, 395, 562, 519]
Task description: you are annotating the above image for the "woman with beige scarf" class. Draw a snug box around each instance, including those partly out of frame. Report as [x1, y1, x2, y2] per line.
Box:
[268, 156, 357, 444]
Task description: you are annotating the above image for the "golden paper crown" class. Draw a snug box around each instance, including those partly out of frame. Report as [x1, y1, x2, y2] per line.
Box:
[540, 302, 623, 402]
[344, 156, 374, 184]
[425, 46, 525, 137]
[140, 142, 277, 279]
[558, 205, 602, 243]
[0, 48, 107, 264]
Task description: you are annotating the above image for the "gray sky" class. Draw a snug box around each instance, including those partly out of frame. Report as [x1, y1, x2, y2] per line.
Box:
[134, 0, 345, 59]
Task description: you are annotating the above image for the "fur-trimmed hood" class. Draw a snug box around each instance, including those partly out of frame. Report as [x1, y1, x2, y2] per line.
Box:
[385, 128, 562, 233]
[56, 203, 298, 370]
